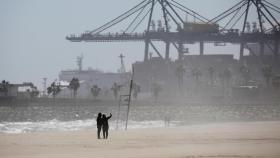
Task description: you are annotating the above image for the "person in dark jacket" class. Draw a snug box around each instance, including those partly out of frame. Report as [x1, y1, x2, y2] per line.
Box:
[96, 113, 103, 139]
[102, 113, 112, 139]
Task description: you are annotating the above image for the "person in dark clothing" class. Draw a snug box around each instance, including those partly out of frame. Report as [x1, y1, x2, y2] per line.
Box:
[96, 113, 103, 139]
[102, 113, 112, 139]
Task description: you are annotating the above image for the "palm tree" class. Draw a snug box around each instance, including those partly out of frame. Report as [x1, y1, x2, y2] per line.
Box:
[151, 82, 162, 102]
[111, 82, 121, 100]
[69, 78, 80, 98]
[239, 65, 250, 85]
[0, 80, 9, 96]
[219, 68, 232, 96]
[175, 65, 186, 92]
[192, 68, 202, 86]
[207, 66, 215, 86]
[47, 82, 61, 99]
[27, 86, 39, 98]
[223, 68, 232, 95]
[272, 75, 280, 90]
[132, 83, 141, 100]
[262, 65, 273, 87]
[91, 85, 101, 100]
[223, 68, 232, 86]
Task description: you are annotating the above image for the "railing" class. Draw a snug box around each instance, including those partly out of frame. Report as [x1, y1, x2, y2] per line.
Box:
[66, 31, 280, 43]
[66, 32, 147, 42]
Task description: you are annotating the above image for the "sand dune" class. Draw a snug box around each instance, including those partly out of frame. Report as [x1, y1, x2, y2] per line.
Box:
[1, 121, 280, 158]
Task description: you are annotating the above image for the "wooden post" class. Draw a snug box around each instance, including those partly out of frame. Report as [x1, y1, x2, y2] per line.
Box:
[144, 40, 149, 61]
[165, 41, 170, 60]
[240, 43, 244, 62]
[116, 95, 122, 130]
[199, 41, 204, 55]
[275, 40, 279, 60]
[125, 67, 134, 130]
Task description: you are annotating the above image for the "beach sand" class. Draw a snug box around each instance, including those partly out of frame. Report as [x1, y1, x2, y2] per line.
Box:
[1, 121, 280, 158]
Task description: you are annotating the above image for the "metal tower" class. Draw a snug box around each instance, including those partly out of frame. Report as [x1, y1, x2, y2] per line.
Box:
[76, 54, 83, 71]
[119, 53, 126, 73]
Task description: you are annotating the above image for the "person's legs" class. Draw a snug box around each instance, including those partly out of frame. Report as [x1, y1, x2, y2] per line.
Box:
[102, 127, 106, 139]
[97, 127, 101, 139]
[105, 129, 108, 139]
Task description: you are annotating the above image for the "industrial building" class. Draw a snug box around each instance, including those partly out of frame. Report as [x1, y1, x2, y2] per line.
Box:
[57, 54, 131, 98]
[0, 82, 38, 99]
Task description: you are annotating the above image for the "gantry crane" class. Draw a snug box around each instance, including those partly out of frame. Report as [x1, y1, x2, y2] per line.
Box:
[66, 0, 280, 62]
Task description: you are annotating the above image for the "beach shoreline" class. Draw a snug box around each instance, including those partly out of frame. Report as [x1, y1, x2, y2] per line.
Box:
[1, 121, 280, 158]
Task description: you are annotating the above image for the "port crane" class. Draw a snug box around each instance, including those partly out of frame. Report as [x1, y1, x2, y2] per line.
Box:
[66, 0, 280, 61]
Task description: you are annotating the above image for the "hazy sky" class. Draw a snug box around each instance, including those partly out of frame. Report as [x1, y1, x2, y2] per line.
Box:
[1, 0, 280, 90]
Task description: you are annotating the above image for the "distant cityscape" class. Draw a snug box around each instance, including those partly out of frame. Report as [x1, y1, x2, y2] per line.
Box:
[1, 46, 280, 102]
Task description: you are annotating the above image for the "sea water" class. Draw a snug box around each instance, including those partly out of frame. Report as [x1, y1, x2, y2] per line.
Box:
[0, 119, 179, 134]
[1, 103, 280, 134]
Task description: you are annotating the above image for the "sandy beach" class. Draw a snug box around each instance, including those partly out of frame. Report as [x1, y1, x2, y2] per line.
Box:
[1, 121, 280, 158]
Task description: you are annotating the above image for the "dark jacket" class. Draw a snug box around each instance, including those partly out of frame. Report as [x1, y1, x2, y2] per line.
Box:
[102, 114, 112, 129]
[96, 114, 103, 128]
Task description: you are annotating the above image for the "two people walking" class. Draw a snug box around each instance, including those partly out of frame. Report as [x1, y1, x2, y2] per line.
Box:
[96, 113, 112, 139]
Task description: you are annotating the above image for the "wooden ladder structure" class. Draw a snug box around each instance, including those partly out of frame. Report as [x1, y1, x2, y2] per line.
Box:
[116, 67, 134, 130]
